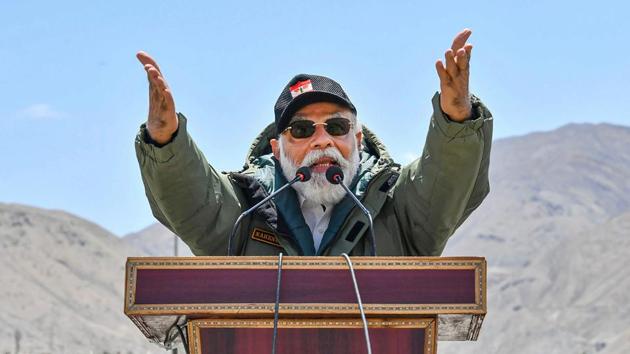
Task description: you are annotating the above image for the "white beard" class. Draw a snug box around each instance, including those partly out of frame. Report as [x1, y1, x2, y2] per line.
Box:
[278, 139, 360, 206]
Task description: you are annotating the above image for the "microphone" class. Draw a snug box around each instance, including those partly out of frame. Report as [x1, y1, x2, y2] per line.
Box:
[326, 166, 377, 256]
[227, 166, 311, 256]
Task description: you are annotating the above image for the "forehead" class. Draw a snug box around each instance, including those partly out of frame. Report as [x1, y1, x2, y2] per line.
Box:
[291, 101, 353, 122]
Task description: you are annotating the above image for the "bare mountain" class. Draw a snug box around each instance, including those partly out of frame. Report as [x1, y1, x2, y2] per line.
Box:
[124, 223, 193, 256]
[0, 203, 161, 354]
[446, 123, 630, 266]
[440, 123, 630, 354]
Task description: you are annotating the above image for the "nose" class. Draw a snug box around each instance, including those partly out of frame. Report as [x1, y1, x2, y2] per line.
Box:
[309, 124, 334, 150]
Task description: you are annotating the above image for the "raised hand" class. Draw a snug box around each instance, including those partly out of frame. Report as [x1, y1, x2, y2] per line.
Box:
[137, 51, 178, 144]
[435, 29, 473, 122]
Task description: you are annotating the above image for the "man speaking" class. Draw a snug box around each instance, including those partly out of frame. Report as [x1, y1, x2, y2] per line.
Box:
[134, 29, 493, 257]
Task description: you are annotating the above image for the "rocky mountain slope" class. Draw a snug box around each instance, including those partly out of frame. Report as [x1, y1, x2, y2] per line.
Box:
[124, 223, 193, 257]
[440, 123, 630, 354]
[0, 204, 161, 354]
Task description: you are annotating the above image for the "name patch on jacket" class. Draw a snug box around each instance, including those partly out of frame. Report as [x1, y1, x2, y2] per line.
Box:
[251, 228, 281, 247]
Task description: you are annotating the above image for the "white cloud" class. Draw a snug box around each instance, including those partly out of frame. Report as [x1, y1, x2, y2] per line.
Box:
[18, 104, 67, 119]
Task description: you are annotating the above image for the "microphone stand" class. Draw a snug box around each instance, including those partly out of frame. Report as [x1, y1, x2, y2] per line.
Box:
[325, 165, 376, 256]
[334, 177, 377, 257]
[227, 167, 310, 256]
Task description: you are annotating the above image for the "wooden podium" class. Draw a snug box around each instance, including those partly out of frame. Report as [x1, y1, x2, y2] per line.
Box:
[124, 256, 486, 354]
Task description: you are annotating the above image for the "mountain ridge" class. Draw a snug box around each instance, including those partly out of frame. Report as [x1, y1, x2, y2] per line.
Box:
[0, 203, 161, 354]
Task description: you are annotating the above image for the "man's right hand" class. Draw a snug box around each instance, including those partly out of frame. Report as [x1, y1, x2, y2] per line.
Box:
[137, 51, 178, 145]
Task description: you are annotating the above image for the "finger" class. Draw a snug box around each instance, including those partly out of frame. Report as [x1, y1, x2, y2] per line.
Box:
[155, 75, 169, 91]
[435, 60, 450, 83]
[464, 44, 473, 61]
[136, 51, 162, 73]
[456, 48, 468, 71]
[451, 28, 472, 52]
[144, 64, 159, 76]
[146, 69, 164, 100]
[445, 49, 459, 77]
[145, 65, 162, 85]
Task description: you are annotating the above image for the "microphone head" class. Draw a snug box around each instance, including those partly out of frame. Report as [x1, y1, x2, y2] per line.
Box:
[325, 165, 344, 185]
[295, 166, 312, 182]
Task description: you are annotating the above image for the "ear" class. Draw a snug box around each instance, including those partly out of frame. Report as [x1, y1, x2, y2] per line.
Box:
[270, 138, 280, 159]
[355, 130, 363, 151]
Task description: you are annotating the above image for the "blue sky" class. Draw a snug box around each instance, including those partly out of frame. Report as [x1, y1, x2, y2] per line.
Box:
[2, 0, 629, 236]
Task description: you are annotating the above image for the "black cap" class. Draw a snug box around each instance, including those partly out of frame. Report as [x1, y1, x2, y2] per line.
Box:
[274, 74, 356, 135]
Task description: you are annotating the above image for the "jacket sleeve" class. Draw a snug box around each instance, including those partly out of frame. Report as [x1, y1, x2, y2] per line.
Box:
[134, 114, 242, 255]
[393, 92, 493, 256]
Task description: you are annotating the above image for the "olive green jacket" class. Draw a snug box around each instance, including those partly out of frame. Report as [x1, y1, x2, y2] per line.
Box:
[135, 93, 493, 256]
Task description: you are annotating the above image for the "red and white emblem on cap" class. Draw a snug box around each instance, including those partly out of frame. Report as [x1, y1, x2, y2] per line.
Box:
[290, 79, 313, 98]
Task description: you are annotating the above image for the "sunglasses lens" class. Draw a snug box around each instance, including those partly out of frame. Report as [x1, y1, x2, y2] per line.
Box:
[289, 121, 315, 138]
[325, 118, 351, 136]
[287, 118, 352, 138]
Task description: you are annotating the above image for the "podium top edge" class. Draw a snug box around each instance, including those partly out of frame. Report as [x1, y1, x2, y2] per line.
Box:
[126, 256, 486, 263]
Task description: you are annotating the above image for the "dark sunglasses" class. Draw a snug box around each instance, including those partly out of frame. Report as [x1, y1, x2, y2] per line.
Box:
[282, 117, 353, 139]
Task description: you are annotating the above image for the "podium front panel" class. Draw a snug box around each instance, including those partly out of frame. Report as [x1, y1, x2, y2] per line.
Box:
[188, 318, 436, 354]
[125, 256, 486, 316]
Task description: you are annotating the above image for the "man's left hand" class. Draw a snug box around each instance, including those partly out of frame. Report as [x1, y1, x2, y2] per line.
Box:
[436, 29, 473, 122]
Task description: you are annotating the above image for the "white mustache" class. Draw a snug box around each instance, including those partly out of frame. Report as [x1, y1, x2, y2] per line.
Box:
[301, 148, 350, 170]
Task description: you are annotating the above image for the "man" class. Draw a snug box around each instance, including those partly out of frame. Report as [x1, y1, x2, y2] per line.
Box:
[135, 29, 493, 256]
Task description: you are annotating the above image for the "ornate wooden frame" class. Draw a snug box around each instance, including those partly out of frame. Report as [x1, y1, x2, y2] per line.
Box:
[188, 318, 437, 354]
[124, 256, 486, 348]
